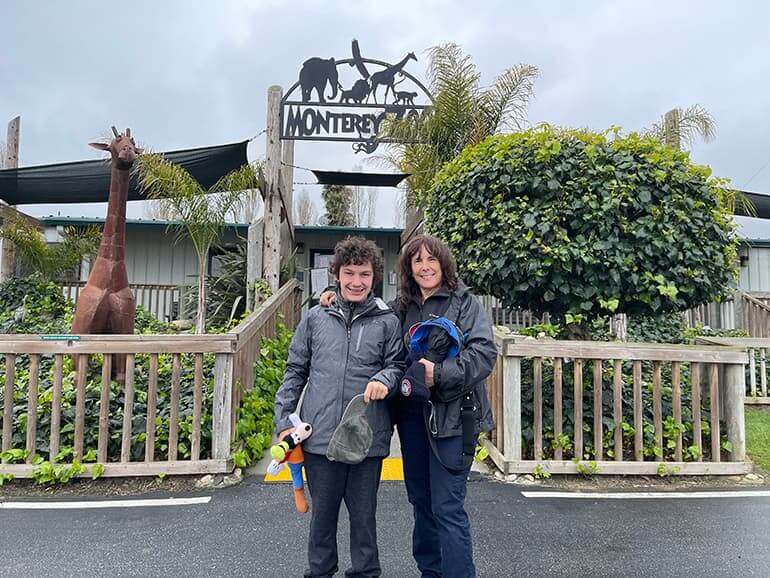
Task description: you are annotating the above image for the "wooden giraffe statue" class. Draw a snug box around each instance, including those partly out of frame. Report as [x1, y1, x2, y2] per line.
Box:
[72, 127, 141, 382]
[368, 52, 417, 104]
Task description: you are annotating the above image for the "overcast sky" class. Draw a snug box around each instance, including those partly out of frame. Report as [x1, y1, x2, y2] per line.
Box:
[3, 0, 770, 229]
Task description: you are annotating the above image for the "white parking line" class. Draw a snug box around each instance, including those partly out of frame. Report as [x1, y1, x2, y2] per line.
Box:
[522, 490, 770, 499]
[0, 496, 212, 509]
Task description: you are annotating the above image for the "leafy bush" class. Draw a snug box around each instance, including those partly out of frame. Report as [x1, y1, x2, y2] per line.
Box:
[428, 125, 739, 321]
[232, 323, 292, 468]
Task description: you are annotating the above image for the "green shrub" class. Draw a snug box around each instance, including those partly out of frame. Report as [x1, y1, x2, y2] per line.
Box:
[428, 125, 739, 322]
[232, 323, 292, 468]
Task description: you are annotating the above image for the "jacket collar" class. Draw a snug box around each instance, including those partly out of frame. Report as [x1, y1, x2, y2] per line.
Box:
[328, 289, 388, 320]
[409, 282, 468, 306]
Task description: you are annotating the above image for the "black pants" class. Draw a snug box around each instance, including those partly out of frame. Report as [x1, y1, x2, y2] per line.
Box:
[395, 400, 475, 578]
[303, 452, 384, 578]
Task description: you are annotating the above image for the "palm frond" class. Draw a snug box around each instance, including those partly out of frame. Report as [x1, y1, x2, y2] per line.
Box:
[643, 105, 716, 149]
[676, 104, 717, 146]
[480, 64, 539, 133]
[136, 153, 205, 200]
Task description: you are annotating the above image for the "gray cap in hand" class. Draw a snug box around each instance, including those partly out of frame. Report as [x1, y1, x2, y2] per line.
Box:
[326, 394, 373, 464]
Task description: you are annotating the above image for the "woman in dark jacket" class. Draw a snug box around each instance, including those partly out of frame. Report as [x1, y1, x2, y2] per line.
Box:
[322, 234, 495, 577]
[392, 234, 495, 578]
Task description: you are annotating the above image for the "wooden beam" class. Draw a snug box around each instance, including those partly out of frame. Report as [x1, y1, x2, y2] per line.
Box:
[246, 217, 264, 311]
[0, 333, 237, 354]
[505, 341, 748, 364]
[262, 86, 283, 293]
[230, 279, 298, 348]
[279, 139, 295, 245]
[0, 459, 233, 478]
[212, 353, 234, 459]
[498, 460, 751, 476]
[4, 116, 19, 168]
[502, 355, 521, 461]
[723, 363, 746, 461]
[0, 116, 20, 281]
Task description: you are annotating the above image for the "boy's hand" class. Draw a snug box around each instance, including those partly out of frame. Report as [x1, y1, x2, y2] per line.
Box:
[319, 291, 336, 307]
[364, 380, 388, 403]
[418, 359, 435, 387]
[277, 428, 294, 442]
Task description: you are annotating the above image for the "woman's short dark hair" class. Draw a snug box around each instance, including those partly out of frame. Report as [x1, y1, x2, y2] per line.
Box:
[330, 236, 384, 284]
[398, 234, 458, 308]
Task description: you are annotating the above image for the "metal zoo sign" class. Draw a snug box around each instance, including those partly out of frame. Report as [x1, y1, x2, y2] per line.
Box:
[280, 40, 432, 153]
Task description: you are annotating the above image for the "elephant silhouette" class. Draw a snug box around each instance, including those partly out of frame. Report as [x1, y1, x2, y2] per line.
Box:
[299, 57, 340, 103]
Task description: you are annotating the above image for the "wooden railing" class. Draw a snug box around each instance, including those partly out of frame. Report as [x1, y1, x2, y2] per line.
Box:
[485, 331, 750, 475]
[0, 279, 301, 478]
[59, 281, 191, 322]
[684, 297, 736, 331]
[229, 281, 303, 434]
[739, 292, 770, 338]
[697, 337, 770, 405]
[482, 292, 770, 337]
[479, 295, 550, 328]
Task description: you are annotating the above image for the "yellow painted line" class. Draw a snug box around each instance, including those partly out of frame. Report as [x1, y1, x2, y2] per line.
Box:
[264, 466, 302, 482]
[381, 457, 404, 480]
[264, 457, 404, 482]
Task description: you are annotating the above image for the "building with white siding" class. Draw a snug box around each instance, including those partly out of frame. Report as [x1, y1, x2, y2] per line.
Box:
[40, 217, 404, 317]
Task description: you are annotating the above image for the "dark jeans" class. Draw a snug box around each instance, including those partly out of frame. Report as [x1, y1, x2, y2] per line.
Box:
[395, 400, 475, 578]
[303, 452, 384, 578]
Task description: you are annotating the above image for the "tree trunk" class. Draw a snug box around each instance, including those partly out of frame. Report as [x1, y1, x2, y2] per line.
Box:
[196, 255, 207, 334]
[611, 313, 628, 341]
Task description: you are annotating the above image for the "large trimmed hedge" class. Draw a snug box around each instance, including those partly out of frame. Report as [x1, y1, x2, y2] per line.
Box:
[427, 125, 739, 319]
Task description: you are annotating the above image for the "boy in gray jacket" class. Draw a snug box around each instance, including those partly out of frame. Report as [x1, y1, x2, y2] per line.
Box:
[274, 236, 404, 578]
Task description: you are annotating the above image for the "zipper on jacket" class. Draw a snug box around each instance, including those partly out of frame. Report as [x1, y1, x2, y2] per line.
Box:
[329, 308, 352, 425]
[329, 304, 389, 424]
[355, 325, 364, 351]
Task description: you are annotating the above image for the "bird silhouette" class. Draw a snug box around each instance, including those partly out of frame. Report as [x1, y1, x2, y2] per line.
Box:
[350, 39, 370, 79]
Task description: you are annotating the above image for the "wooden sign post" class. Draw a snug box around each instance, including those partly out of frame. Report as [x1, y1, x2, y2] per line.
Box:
[0, 116, 20, 281]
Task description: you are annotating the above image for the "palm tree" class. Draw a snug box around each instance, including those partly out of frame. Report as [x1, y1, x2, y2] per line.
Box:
[382, 44, 538, 209]
[646, 106, 754, 216]
[0, 212, 101, 280]
[645, 105, 716, 150]
[136, 156, 259, 333]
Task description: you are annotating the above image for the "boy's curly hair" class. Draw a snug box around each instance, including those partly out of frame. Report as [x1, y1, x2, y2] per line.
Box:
[330, 236, 384, 284]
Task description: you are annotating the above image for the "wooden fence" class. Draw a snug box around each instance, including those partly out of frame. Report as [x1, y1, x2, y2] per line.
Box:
[697, 337, 770, 405]
[60, 281, 192, 322]
[0, 279, 301, 478]
[229, 281, 303, 434]
[738, 292, 770, 338]
[484, 331, 750, 475]
[482, 291, 770, 337]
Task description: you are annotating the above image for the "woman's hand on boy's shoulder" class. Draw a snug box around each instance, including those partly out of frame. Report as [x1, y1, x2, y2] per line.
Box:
[319, 291, 336, 307]
[363, 380, 388, 403]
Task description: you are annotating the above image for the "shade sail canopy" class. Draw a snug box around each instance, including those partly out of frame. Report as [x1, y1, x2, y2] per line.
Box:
[311, 170, 409, 187]
[738, 190, 770, 220]
[0, 141, 248, 205]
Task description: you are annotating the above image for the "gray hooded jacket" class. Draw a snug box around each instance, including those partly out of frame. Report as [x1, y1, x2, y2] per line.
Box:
[274, 292, 404, 457]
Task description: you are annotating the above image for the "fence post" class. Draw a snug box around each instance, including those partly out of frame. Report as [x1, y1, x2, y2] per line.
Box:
[723, 362, 746, 461]
[212, 353, 234, 460]
[502, 354, 522, 463]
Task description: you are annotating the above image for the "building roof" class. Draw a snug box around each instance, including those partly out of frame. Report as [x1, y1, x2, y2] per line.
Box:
[39, 216, 404, 235]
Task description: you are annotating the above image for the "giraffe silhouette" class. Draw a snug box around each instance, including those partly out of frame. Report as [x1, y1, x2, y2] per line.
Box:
[368, 52, 417, 104]
[72, 127, 140, 382]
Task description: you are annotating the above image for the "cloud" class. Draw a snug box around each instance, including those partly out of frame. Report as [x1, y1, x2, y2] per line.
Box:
[2, 0, 769, 227]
